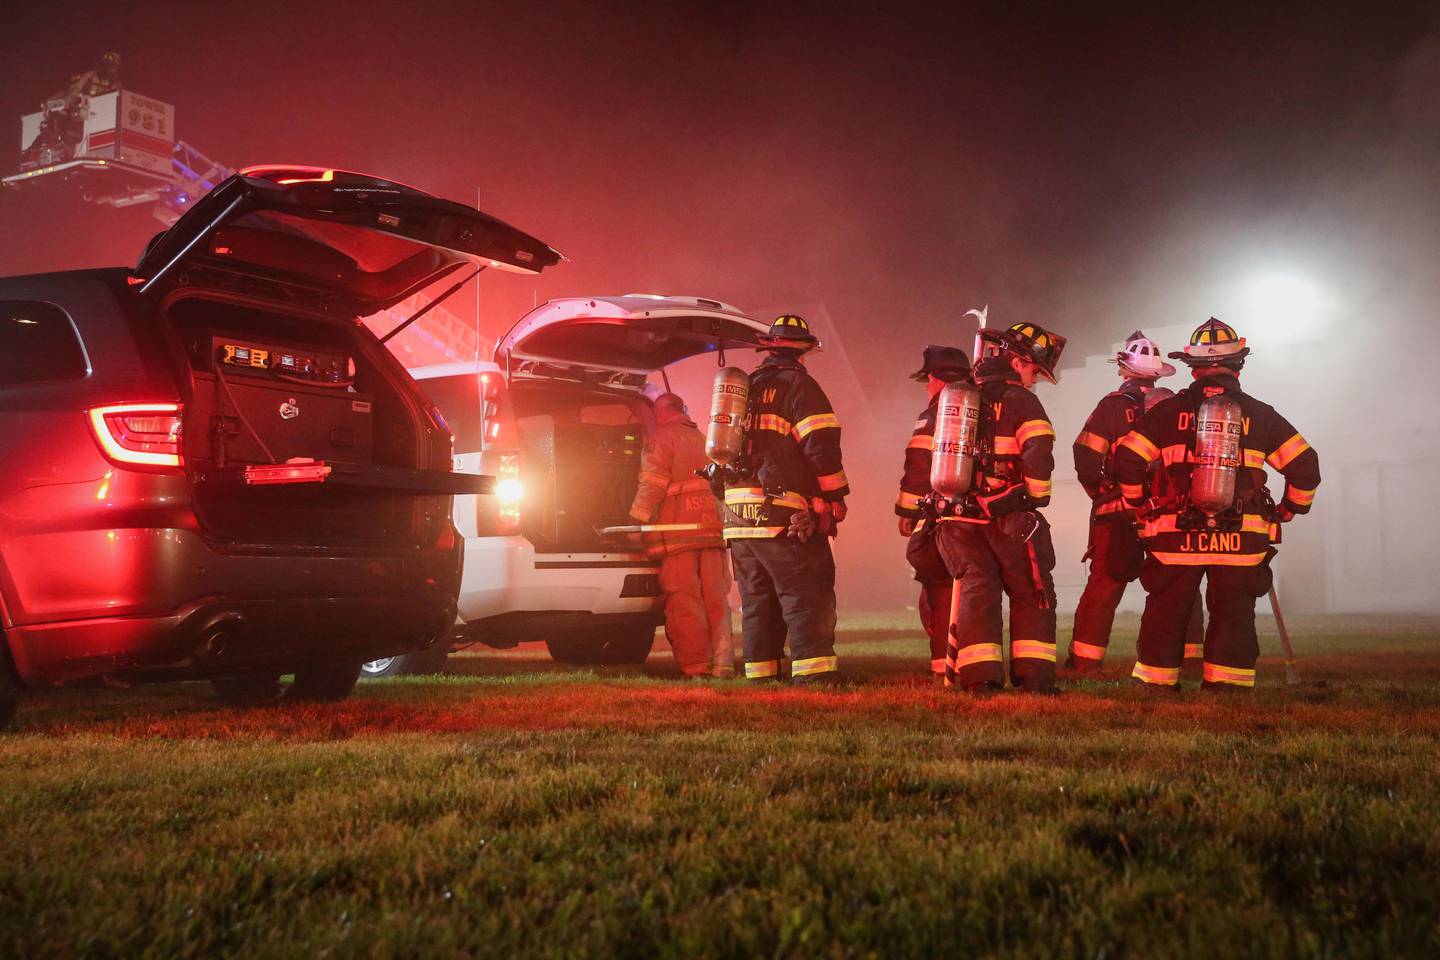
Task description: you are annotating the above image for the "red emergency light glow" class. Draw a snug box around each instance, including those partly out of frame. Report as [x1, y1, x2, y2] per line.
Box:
[243, 462, 333, 485]
[239, 164, 336, 184]
[87, 403, 183, 468]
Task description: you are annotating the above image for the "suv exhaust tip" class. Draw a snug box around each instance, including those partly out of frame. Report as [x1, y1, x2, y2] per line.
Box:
[194, 612, 248, 659]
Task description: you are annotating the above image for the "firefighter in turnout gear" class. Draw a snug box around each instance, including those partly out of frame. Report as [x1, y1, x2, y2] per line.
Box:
[1067, 332, 1202, 669]
[896, 345, 972, 679]
[1114, 318, 1321, 690]
[723, 314, 849, 684]
[629, 393, 733, 678]
[933, 321, 1065, 693]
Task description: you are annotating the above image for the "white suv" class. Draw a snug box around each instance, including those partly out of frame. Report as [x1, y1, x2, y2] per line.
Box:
[361, 295, 768, 676]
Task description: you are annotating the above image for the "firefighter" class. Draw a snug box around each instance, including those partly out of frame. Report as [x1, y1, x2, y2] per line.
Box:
[1067, 332, 1202, 669]
[628, 393, 733, 678]
[933, 321, 1064, 693]
[1114, 317, 1321, 690]
[65, 52, 123, 100]
[895, 345, 972, 680]
[723, 314, 849, 684]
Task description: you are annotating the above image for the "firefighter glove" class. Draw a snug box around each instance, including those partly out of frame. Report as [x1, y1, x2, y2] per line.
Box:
[898, 516, 917, 537]
[788, 509, 817, 542]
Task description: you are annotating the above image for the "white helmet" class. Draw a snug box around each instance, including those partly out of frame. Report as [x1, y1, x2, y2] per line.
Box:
[1110, 330, 1176, 379]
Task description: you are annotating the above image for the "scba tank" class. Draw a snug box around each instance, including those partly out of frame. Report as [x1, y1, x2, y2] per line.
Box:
[1190, 393, 1243, 512]
[930, 381, 982, 497]
[705, 366, 750, 465]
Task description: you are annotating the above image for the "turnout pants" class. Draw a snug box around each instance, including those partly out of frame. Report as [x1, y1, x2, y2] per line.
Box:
[907, 524, 955, 676]
[935, 512, 1057, 689]
[1070, 516, 1203, 664]
[730, 534, 838, 681]
[1133, 555, 1274, 689]
[660, 547, 735, 677]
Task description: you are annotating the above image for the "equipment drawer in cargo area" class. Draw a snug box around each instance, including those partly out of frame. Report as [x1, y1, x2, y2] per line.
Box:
[516, 414, 644, 554]
[188, 371, 374, 466]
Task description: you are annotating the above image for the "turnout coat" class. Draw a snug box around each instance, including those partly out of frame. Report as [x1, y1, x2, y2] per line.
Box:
[1073, 379, 1151, 519]
[722, 354, 849, 540]
[629, 414, 724, 558]
[1114, 373, 1321, 566]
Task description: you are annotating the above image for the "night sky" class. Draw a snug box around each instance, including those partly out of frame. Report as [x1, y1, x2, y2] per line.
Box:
[3, 2, 1437, 605]
[4, 3, 1436, 361]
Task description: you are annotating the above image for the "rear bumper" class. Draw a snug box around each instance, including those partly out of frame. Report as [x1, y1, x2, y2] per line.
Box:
[456, 535, 662, 624]
[7, 593, 456, 685]
[2, 524, 460, 686]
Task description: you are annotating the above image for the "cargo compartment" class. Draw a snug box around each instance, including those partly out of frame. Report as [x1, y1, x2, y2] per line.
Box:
[509, 383, 650, 554]
[166, 297, 452, 548]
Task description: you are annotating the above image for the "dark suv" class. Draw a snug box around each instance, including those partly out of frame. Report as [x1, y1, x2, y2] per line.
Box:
[0, 166, 560, 724]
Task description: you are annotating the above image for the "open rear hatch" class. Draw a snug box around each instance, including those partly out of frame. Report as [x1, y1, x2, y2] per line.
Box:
[136, 165, 562, 313]
[496, 296, 769, 386]
[495, 297, 767, 552]
[137, 166, 563, 547]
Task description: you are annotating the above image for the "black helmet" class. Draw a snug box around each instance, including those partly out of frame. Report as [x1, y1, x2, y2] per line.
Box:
[1169, 317, 1249, 369]
[994, 321, 1067, 384]
[910, 344, 970, 382]
[760, 313, 822, 351]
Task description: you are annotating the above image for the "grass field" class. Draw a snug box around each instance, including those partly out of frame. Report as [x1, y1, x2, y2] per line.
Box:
[3, 613, 1439, 958]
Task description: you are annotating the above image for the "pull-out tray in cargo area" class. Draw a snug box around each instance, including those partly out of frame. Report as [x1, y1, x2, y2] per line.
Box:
[236, 461, 494, 495]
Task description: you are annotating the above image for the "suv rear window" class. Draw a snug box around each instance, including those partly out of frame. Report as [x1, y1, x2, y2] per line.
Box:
[0, 302, 88, 387]
[418, 374, 481, 449]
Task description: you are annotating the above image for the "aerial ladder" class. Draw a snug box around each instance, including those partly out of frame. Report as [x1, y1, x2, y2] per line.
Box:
[3, 56, 486, 364]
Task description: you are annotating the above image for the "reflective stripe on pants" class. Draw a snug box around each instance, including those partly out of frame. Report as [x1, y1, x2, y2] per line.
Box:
[731, 534, 838, 681]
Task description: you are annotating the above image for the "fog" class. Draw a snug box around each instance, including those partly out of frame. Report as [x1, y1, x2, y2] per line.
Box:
[3, 2, 1437, 612]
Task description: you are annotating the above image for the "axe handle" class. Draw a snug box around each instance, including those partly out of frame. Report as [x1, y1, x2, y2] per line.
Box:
[1269, 585, 1301, 686]
[595, 523, 710, 535]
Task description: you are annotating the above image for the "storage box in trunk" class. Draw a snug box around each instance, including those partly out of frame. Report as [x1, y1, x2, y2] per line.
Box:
[188, 371, 375, 468]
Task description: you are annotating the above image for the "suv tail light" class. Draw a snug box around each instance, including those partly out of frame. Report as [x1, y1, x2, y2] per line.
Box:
[494, 454, 522, 535]
[87, 403, 183, 468]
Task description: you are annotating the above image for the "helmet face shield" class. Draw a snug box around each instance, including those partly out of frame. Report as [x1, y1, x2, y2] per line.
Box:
[1031, 330, 1066, 382]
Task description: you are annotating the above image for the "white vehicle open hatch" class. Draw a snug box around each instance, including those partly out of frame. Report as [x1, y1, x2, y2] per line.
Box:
[364, 296, 768, 675]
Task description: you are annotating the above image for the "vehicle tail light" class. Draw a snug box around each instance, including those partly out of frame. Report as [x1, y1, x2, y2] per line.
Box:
[87, 403, 183, 468]
[495, 454, 522, 535]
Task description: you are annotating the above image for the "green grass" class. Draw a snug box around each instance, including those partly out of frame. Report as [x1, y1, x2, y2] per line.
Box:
[3, 615, 1439, 958]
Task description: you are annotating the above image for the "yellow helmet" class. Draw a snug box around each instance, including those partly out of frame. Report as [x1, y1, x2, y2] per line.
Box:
[760, 313, 821, 350]
[1170, 317, 1250, 367]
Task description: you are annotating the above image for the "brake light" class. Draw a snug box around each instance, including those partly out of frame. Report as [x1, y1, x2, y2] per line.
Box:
[87, 403, 183, 468]
[243, 461, 332, 485]
[496, 454, 522, 535]
[239, 164, 336, 184]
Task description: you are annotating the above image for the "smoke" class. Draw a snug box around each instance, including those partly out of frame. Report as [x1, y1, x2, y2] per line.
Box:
[2, 1, 1437, 612]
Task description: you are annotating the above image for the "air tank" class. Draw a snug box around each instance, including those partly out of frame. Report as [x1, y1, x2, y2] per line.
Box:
[1190, 392, 1243, 512]
[705, 366, 750, 466]
[929, 380, 983, 498]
